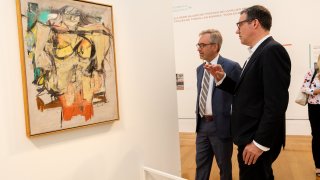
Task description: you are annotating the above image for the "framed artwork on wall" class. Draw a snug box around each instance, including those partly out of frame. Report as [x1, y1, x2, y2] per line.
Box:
[16, 0, 119, 136]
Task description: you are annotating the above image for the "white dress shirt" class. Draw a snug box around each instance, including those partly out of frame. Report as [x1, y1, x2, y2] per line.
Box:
[202, 55, 219, 116]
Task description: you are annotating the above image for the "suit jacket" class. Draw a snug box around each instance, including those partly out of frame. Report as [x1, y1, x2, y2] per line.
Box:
[196, 55, 241, 138]
[218, 37, 291, 148]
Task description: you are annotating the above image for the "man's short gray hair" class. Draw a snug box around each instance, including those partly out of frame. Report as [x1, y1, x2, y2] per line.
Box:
[199, 29, 223, 52]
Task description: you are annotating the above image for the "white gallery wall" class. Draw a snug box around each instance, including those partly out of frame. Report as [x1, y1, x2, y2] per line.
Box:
[173, 0, 320, 135]
[0, 0, 181, 180]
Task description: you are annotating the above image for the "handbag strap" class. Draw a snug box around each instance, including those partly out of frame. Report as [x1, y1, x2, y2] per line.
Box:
[310, 69, 318, 88]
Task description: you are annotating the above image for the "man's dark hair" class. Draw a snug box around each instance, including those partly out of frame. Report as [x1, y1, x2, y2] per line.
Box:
[241, 5, 272, 31]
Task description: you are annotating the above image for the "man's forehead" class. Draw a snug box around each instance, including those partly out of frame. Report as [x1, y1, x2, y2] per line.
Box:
[239, 13, 247, 20]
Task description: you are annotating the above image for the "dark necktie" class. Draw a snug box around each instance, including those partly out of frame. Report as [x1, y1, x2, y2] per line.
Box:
[199, 70, 210, 117]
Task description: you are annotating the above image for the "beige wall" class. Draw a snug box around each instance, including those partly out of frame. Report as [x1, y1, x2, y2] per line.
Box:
[173, 0, 320, 135]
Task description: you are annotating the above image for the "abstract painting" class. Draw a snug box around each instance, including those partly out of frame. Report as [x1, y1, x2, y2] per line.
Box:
[16, 0, 119, 136]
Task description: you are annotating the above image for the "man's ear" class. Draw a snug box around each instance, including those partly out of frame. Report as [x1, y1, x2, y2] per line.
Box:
[253, 19, 260, 29]
[212, 43, 219, 51]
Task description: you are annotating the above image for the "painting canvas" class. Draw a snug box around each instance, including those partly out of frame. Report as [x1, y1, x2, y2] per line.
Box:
[16, 0, 119, 136]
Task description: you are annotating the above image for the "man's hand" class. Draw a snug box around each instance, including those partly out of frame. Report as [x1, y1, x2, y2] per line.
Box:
[243, 142, 264, 165]
[204, 64, 225, 81]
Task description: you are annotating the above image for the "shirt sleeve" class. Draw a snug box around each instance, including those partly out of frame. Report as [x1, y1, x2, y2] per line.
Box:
[253, 140, 270, 151]
[215, 73, 226, 86]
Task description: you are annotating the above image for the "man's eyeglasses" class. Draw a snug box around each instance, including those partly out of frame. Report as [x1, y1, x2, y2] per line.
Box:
[196, 43, 214, 49]
[236, 19, 254, 29]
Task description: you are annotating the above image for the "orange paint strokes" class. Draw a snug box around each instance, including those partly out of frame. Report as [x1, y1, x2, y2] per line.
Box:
[36, 96, 62, 111]
[58, 93, 94, 121]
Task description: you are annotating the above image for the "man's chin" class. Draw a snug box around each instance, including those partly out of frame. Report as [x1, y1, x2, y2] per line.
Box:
[240, 40, 247, 46]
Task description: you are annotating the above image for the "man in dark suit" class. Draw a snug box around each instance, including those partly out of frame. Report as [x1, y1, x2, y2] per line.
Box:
[205, 5, 291, 180]
[195, 29, 241, 180]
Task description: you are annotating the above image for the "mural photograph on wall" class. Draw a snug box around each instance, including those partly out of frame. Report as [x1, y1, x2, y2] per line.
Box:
[16, 0, 119, 136]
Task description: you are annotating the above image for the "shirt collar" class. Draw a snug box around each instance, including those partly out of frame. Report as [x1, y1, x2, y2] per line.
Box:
[207, 54, 219, 65]
[248, 35, 271, 55]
